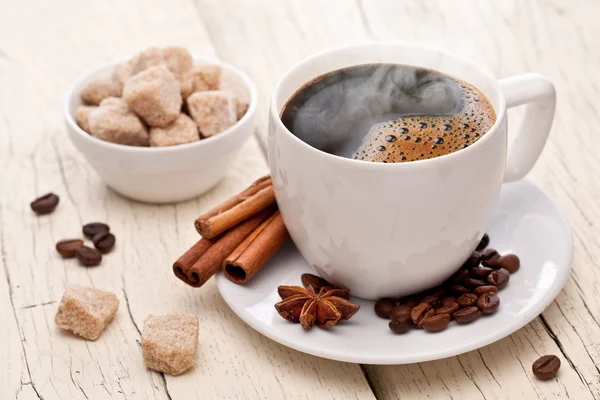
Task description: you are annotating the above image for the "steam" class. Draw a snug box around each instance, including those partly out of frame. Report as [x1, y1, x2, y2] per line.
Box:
[285, 65, 463, 157]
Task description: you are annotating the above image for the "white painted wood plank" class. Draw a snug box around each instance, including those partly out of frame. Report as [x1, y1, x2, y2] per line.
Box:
[194, 0, 374, 150]
[196, 0, 600, 398]
[358, 1, 600, 398]
[0, 1, 219, 398]
[0, 0, 375, 399]
[113, 139, 374, 399]
[0, 226, 29, 399]
[4, 0, 600, 398]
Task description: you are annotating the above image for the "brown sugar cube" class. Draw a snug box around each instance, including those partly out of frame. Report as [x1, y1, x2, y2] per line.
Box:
[114, 61, 136, 88]
[80, 72, 122, 105]
[161, 47, 193, 83]
[134, 47, 193, 97]
[88, 97, 149, 146]
[115, 47, 164, 86]
[99, 96, 129, 111]
[219, 72, 250, 120]
[75, 105, 97, 133]
[149, 114, 199, 147]
[116, 47, 193, 97]
[141, 313, 199, 375]
[133, 47, 165, 70]
[160, 47, 194, 97]
[189, 64, 221, 93]
[180, 75, 194, 99]
[123, 66, 182, 128]
[187, 91, 237, 137]
[54, 284, 119, 340]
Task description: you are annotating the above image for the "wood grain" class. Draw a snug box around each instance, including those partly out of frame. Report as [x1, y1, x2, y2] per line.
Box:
[0, 0, 374, 399]
[3, 0, 600, 398]
[194, 0, 600, 398]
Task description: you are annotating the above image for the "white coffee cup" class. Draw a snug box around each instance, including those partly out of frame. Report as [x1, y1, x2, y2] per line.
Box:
[268, 42, 555, 300]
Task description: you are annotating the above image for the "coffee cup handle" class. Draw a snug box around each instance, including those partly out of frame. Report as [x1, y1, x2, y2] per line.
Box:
[498, 73, 556, 182]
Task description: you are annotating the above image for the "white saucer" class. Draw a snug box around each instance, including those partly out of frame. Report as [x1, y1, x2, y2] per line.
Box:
[216, 179, 572, 364]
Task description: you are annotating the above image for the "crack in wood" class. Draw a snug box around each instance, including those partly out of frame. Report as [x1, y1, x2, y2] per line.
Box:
[121, 278, 174, 400]
[20, 301, 56, 310]
[538, 313, 594, 395]
[417, 364, 435, 391]
[359, 365, 379, 400]
[354, 0, 376, 39]
[440, 378, 454, 400]
[569, 273, 600, 331]
[158, 372, 173, 400]
[476, 349, 501, 387]
[121, 283, 141, 335]
[1, 206, 43, 399]
[69, 353, 89, 400]
[456, 357, 488, 400]
[507, 335, 541, 398]
[51, 138, 83, 225]
[553, 301, 600, 378]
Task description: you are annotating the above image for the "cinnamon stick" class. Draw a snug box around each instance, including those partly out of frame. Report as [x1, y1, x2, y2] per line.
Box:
[174, 207, 275, 287]
[194, 175, 275, 239]
[173, 239, 214, 285]
[223, 210, 289, 285]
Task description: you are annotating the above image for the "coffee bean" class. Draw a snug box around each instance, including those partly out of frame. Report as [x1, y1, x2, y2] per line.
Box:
[301, 273, 330, 291]
[457, 293, 478, 308]
[481, 248, 501, 267]
[436, 302, 459, 317]
[422, 313, 451, 332]
[427, 288, 448, 298]
[476, 233, 490, 251]
[390, 304, 412, 321]
[401, 296, 420, 308]
[83, 222, 110, 239]
[419, 309, 436, 327]
[462, 252, 482, 269]
[482, 248, 498, 259]
[440, 296, 457, 307]
[474, 285, 499, 295]
[470, 266, 493, 279]
[421, 294, 441, 307]
[389, 318, 412, 334]
[449, 285, 470, 295]
[55, 239, 84, 258]
[374, 299, 396, 319]
[30, 193, 59, 215]
[483, 258, 502, 269]
[477, 292, 500, 314]
[454, 306, 480, 324]
[93, 232, 115, 253]
[499, 254, 520, 273]
[75, 246, 102, 266]
[451, 269, 470, 283]
[411, 303, 434, 327]
[532, 355, 561, 379]
[487, 268, 510, 289]
[465, 277, 487, 288]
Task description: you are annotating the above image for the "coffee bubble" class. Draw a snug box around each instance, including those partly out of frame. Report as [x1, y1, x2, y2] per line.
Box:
[281, 64, 496, 163]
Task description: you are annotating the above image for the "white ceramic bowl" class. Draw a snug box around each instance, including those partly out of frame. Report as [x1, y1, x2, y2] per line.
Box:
[64, 58, 257, 203]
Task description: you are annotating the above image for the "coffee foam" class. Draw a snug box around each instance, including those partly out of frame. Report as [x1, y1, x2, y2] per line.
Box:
[352, 83, 496, 163]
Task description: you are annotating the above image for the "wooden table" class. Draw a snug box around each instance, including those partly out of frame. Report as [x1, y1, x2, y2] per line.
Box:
[2, 1, 598, 398]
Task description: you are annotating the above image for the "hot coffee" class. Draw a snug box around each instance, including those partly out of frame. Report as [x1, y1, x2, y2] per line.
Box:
[281, 64, 496, 163]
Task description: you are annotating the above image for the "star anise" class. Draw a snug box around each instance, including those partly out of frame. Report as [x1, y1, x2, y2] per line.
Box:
[300, 273, 330, 292]
[275, 285, 360, 330]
